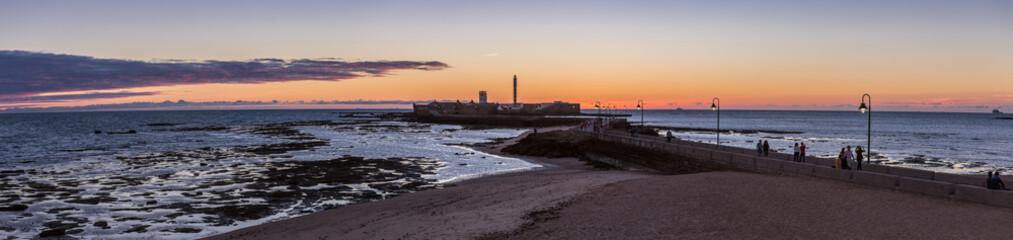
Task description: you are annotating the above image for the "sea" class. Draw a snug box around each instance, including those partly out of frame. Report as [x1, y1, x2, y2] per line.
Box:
[0, 109, 537, 239]
[0, 109, 1010, 239]
[621, 109, 1013, 172]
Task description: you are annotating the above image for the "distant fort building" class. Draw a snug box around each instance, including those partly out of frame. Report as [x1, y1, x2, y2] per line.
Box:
[413, 75, 579, 116]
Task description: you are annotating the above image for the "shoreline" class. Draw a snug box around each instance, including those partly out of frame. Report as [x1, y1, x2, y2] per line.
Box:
[205, 127, 1013, 239]
[203, 127, 656, 239]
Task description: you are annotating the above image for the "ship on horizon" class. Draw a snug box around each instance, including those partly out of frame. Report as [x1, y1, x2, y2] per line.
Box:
[994, 106, 1003, 115]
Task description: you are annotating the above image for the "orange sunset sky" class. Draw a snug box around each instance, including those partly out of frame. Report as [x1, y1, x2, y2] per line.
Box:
[1, 1, 1011, 112]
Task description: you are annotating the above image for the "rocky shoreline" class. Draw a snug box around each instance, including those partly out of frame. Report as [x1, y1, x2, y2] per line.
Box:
[0, 120, 448, 239]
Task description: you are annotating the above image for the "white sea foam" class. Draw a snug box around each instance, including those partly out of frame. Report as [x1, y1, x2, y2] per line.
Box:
[0, 112, 544, 239]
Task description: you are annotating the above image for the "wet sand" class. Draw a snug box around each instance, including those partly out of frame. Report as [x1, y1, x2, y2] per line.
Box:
[205, 129, 1013, 239]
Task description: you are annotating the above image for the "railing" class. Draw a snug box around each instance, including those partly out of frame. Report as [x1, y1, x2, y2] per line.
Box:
[574, 128, 1013, 209]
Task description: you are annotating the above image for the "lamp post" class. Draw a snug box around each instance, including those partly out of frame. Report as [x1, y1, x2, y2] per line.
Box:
[604, 103, 610, 119]
[611, 105, 616, 120]
[610, 104, 615, 120]
[711, 97, 720, 145]
[859, 94, 871, 163]
[595, 101, 601, 117]
[636, 100, 645, 127]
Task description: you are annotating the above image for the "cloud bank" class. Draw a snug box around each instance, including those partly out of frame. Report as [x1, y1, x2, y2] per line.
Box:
[0, 91, 159, 103]
[0, 99, 455, 113]
[0, 50, 450, 98]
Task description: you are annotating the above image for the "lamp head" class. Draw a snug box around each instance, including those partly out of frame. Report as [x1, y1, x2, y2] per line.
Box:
[859, 102, 868, 114]
[711, 103, 717, 111]
[636, 104, 641, 110]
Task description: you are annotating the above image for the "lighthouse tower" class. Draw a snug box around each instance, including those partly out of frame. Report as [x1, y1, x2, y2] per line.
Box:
[513, 75, 517, 104]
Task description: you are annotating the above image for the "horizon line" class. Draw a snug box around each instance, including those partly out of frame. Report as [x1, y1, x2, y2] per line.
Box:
[0, 105, 1002, 114]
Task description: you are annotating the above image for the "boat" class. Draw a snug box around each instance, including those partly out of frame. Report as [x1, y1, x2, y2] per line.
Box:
[994, 107, 1003, 114]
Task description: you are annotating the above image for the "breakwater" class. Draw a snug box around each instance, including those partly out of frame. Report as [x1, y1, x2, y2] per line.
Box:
[578, 129, 1013, 209]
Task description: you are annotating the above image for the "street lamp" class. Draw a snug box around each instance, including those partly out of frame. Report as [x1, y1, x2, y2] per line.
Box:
[611, 105, 616, 120]
[595, 101, 601, 117]
[859, 93, 871, 163]
[636, 100, 645, 127]
[711, 97, 720, 145]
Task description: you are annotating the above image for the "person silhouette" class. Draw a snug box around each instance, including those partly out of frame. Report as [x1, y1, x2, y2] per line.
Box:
[793, 143, 800, 162]
[763, 140, 770, 157]
[800, 142, 807, 163]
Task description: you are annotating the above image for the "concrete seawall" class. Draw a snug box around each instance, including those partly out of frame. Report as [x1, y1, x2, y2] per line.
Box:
[579, 129, 1007, 209]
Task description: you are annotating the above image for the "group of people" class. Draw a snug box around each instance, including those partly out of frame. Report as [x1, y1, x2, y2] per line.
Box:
[580, 119, 612, 133]
[792, 142, 807, 162]
[755, 140, 770, 157]
[835, 146, 866, 170]
[986, 171, 1007, 190]
[754, 140, 809, 162]
[752, 140, 869, 170]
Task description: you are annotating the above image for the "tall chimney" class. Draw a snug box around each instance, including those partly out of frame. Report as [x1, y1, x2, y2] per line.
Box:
[513, 75, 517, 104]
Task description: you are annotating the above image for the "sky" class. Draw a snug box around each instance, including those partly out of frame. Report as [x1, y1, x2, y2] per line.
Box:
[1, 0, 1011, 112]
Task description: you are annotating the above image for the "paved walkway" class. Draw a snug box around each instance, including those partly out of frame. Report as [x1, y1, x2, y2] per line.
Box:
[575, 127, 1013, 209]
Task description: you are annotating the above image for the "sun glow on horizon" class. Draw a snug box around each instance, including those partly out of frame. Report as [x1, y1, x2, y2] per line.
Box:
[1, 1, 1010, 113]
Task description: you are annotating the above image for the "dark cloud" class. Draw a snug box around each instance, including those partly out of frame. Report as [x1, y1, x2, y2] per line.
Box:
[0, 50, 450, 98]
[0, 99, 454, 113]
[0, 91, 159, 103]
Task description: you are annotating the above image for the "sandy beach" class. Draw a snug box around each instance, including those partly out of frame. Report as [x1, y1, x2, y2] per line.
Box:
[205, 130, 1013, 239]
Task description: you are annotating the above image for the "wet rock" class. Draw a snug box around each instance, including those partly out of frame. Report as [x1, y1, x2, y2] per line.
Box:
[0, 170, 25, 174]
[164, 213, 185, 219]
[66, 196, 118, 205]
[0, 204, 28, 211]
[38, 229, 66, 237]
[43, 220, 79, 230]
[123, 225, 150, 233]
[502, 130, 584, 158]
[66, 229, 84, 234]
[114, 216, 143, 222]
[146, 200, 158, 205]
[208, 204, 273, 221]
[93, 221, 109, 228]
[164, 228, 202, 233]
[26, 182, 61, 192]
[45, 207, 77, 214]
